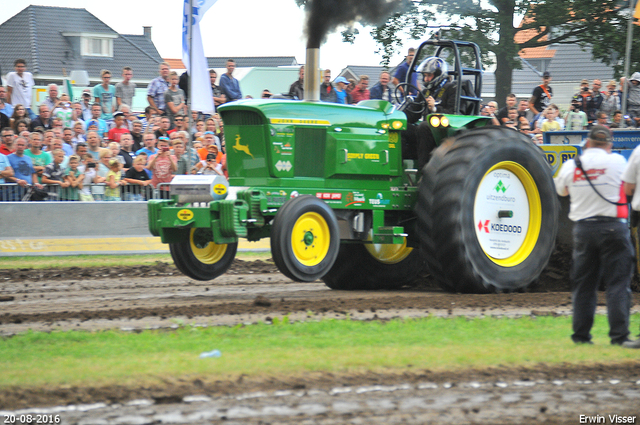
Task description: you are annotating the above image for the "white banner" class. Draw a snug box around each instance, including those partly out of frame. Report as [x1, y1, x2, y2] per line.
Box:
[182, 0, 218, 114]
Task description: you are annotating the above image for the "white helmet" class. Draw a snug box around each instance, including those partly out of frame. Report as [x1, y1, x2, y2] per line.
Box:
[417, 57, 448, 91]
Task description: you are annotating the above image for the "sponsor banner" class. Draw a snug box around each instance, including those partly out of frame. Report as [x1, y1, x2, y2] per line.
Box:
[474, 169, 530, 259]
[540, 145, 579, 177]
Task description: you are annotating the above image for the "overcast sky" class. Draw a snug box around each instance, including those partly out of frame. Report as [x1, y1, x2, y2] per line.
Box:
[0, 0, 421, 76]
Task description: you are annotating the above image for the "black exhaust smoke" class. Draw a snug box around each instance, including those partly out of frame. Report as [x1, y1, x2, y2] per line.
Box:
[304, 0, 411, 48]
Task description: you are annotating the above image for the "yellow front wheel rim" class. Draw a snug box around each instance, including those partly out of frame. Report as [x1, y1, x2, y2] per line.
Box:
[190, 228, 227, 264]
[291, 212, 330, 267]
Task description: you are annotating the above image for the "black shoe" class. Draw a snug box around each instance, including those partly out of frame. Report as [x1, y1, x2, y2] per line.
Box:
[611, 339, 632, 346]
[622, 339, 640, 349]
[573, 339, 593, 345]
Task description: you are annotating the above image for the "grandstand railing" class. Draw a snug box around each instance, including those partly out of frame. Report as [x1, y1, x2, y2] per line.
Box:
[0, 182, 171, 202]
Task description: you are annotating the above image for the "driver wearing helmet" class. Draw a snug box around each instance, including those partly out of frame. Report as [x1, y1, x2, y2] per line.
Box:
[410, 57, 457, 170]
[417, 57, 456, 114]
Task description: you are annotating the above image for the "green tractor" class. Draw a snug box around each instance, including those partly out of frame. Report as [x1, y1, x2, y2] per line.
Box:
[148, 39, 558, 293]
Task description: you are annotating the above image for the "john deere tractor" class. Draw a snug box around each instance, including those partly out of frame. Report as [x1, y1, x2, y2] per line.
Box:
[148, 40, 558, 293]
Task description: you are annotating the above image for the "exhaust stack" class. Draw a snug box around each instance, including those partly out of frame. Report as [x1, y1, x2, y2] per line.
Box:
[304, 48, 320, 102]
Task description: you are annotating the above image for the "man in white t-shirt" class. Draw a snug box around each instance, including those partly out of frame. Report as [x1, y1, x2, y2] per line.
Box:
[555, 126, 637, 348]
[6, 59, 36, 119]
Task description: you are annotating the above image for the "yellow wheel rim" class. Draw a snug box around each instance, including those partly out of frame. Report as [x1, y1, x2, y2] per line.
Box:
[364, 232, 413, 264]
[189, 228, 227, 264]
[291, 212, 330, 267]
[474, 161, 541, 267]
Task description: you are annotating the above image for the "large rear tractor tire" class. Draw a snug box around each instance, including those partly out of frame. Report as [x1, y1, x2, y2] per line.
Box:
[417, 126, 558, 293]
[169, 228, 238, 281]
[323, 237, 425, 290]
[271, 195, 340, 282]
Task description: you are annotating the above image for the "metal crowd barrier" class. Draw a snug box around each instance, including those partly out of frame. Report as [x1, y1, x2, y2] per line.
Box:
[0, 182, 172, 202]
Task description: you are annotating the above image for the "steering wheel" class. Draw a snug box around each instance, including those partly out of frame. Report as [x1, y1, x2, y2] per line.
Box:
[394, 82, 427, 115]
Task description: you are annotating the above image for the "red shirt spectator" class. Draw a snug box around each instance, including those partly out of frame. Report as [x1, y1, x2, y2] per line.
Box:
[350, 76, 370, 104]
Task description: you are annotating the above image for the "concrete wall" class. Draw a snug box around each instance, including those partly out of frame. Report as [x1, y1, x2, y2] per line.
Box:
[0, 202, 269, 256]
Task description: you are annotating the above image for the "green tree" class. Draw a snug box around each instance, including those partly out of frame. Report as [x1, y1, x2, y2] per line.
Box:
[296, 0, 628, 102]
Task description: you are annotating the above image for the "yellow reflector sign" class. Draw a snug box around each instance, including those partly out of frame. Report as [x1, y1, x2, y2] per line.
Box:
[214, 184, 227, 195]
[177, 209, 194, 221]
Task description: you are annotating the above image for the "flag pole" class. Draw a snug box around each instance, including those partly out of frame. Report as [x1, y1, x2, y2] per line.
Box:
[186, 0, 194, 173]
[621, 0, 637, 127]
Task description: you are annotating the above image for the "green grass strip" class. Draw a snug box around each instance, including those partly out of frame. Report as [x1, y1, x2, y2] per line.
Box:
[1, 315, 639, 389]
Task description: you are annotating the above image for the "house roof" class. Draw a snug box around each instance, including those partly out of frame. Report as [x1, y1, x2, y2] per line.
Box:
[165, 59, 186, 70]
[545, 43, 614, 83]
[0, 5, 163, 81]
[515, 23, 556, 59]
[206, 56, 299, 68]
[338, 65, 392, 82]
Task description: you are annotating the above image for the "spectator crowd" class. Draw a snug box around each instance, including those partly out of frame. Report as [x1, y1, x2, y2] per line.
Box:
[0, 59, 227, 201]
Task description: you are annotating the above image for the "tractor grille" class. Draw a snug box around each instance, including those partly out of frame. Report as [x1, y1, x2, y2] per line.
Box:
[221, 111, 263, 126]
[294, 127, 326, 177]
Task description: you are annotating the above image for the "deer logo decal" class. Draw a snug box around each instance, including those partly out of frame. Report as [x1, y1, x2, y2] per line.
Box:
[233, 134, 254, 158]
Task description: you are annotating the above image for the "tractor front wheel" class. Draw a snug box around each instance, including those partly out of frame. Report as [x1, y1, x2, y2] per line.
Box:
[271, 195, 340, 282]
[170, 228, 238, 281]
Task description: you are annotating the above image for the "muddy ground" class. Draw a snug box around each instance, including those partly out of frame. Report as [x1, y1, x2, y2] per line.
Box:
[1, 251, 640, 423]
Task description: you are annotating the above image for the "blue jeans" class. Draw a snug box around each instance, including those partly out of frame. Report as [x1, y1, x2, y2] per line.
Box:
[571, 220, 634, 344]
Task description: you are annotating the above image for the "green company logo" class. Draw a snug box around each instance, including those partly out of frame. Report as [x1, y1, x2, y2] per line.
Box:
[494, 180, 510, 193]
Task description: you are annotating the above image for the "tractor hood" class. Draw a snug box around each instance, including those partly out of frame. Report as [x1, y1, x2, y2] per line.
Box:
[218, 99, 406, 131]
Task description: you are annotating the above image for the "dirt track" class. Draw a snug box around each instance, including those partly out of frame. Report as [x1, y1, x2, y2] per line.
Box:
[1, 258, 640, 423]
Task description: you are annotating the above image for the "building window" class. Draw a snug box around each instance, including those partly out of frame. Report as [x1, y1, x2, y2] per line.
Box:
[82, 37, 113, 57]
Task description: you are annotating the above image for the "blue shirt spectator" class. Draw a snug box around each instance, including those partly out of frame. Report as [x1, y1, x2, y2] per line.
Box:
[0, 153, 11, 184]
[147, 63, 171, 113]
[8, 150, 35, 184]
[219, 60, 242, 102]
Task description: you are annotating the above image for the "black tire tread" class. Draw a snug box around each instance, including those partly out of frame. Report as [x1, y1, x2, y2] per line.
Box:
[418, 126, 558, 293]
[170, 236, 238, 281]
[323, 242, 425, 290]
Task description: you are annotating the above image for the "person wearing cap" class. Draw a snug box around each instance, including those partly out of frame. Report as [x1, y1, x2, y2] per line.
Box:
[528, 71, 553, 122]
[80, 90, 93, 121]
[571, 78, 592, 117]
[555, 125, 637, 348]
[332, 77, 352, 105]
[198, 131, 221, 160]
[107, 112, 131, 144]
[195, 148, 224, 176]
